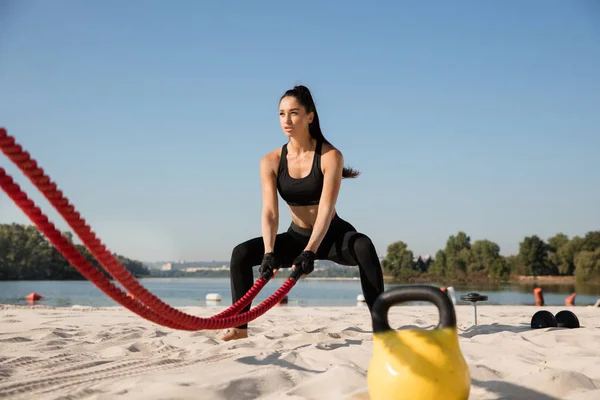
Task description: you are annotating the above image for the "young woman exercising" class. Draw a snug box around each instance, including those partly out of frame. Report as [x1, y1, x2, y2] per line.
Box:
[221, 85, 385, 341]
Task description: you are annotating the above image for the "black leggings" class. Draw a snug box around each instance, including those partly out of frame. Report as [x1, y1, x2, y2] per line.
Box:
[228, 213, 385, 329]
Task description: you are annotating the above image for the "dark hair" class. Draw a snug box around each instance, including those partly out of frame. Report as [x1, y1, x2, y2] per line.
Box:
[280, 85, 360, 179]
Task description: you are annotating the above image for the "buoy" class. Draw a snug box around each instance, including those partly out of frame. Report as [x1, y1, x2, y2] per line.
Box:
[25, 292, 43, 301]
[367, 285, 470, 400]
[565, 293, 576, 306]
[533, 287, 544, 306]
[357, 294, 366, 302]
[205, 293, 222, 301]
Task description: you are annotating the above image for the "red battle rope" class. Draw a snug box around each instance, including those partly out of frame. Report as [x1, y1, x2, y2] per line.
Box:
[0, 127, 298, 330]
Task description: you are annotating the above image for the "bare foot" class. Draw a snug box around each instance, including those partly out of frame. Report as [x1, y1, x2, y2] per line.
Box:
[220, 328, 248, 341]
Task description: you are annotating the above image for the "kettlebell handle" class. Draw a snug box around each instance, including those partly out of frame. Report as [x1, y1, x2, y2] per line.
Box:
[371, 285, 457, 333]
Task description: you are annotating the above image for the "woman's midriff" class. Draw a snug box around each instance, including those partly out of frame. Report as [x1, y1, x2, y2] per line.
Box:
[288, 204, 336, 230]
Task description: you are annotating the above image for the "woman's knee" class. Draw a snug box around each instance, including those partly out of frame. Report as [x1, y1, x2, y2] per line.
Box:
[349, 233, 376, 257]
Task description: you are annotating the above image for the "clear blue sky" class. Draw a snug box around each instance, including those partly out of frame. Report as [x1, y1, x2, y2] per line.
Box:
[1, 1, 598, 263]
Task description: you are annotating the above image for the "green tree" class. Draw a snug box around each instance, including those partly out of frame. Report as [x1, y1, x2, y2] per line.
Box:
[518, 235, 553, 276]
[547, 233, 570, 274]
[468, 239, 501, 275]
[574, 248, 600, 282]
[382, 241, 416, 280]
[504, 254, 519, 276]
[116, 254, 152, 277]
[443, 231, 471, 279]
[0, 223, 149, 280]
[554, 236, 583, 275]
[489, 257, 511, 280]
[428, 250, 446, 277]
[580, 231, 600, 252]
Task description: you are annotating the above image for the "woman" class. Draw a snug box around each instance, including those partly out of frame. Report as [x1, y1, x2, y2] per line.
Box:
[221, 85, 384, 341]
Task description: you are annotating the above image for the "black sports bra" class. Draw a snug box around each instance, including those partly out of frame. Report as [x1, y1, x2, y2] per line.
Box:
[277, 140, 324, 206]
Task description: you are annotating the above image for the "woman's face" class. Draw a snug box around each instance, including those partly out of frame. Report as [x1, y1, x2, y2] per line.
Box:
[279, 96, 313, 138]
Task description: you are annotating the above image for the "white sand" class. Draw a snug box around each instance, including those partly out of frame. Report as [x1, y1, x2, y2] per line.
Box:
[0, 303, 599, 400]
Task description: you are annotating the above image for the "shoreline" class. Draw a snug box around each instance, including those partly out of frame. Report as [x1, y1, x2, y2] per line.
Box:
[382, 274, 594, 286]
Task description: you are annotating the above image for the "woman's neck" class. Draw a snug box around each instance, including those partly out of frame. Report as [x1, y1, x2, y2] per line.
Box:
[288, 134, 315, 154]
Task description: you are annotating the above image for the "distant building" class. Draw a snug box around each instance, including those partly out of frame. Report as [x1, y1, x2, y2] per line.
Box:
[159, 261, 228, 271]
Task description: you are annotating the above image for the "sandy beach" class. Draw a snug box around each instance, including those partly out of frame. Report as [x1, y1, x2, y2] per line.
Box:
[0, 303, 599, 400]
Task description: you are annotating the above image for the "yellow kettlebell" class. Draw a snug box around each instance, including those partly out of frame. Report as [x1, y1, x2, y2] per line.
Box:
[367, 285, 471, 400]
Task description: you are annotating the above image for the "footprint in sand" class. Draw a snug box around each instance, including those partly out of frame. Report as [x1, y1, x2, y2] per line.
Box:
[120, 332, 144, 341]
[0, 366, 12, 380]
[38, 339, 69, 347]
[0, 337, 33, 343]
[149, 330, 169, 338]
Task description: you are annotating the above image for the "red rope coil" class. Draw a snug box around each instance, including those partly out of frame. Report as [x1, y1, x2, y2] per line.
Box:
[0, 127, 296, 330]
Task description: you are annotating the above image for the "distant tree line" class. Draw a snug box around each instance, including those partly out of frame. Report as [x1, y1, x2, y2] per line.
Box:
[3, 223, 599, 283]
[382, 230, 600, 283]
[0, 223, 150, 280]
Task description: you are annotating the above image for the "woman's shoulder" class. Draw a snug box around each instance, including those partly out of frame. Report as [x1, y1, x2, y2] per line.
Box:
[260, 146, 284, 171]
[320, 142, 343, 162]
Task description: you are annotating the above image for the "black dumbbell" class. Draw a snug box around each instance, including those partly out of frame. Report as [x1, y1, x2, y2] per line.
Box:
[555, 310, 580, 328]
[531, 310, 557, 329]
[530, 310, 580, 329]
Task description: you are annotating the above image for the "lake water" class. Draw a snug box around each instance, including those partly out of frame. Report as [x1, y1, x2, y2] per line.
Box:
[1, 278, 598, 308]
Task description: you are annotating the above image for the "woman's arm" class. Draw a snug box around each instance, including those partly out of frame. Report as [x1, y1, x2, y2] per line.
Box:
[260, 153, 279, 253]
[304, 149, 344, 253]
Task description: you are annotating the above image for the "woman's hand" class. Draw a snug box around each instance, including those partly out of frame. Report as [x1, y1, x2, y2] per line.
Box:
[258, 252, 280, 279]
[291, 250, 316, 278]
